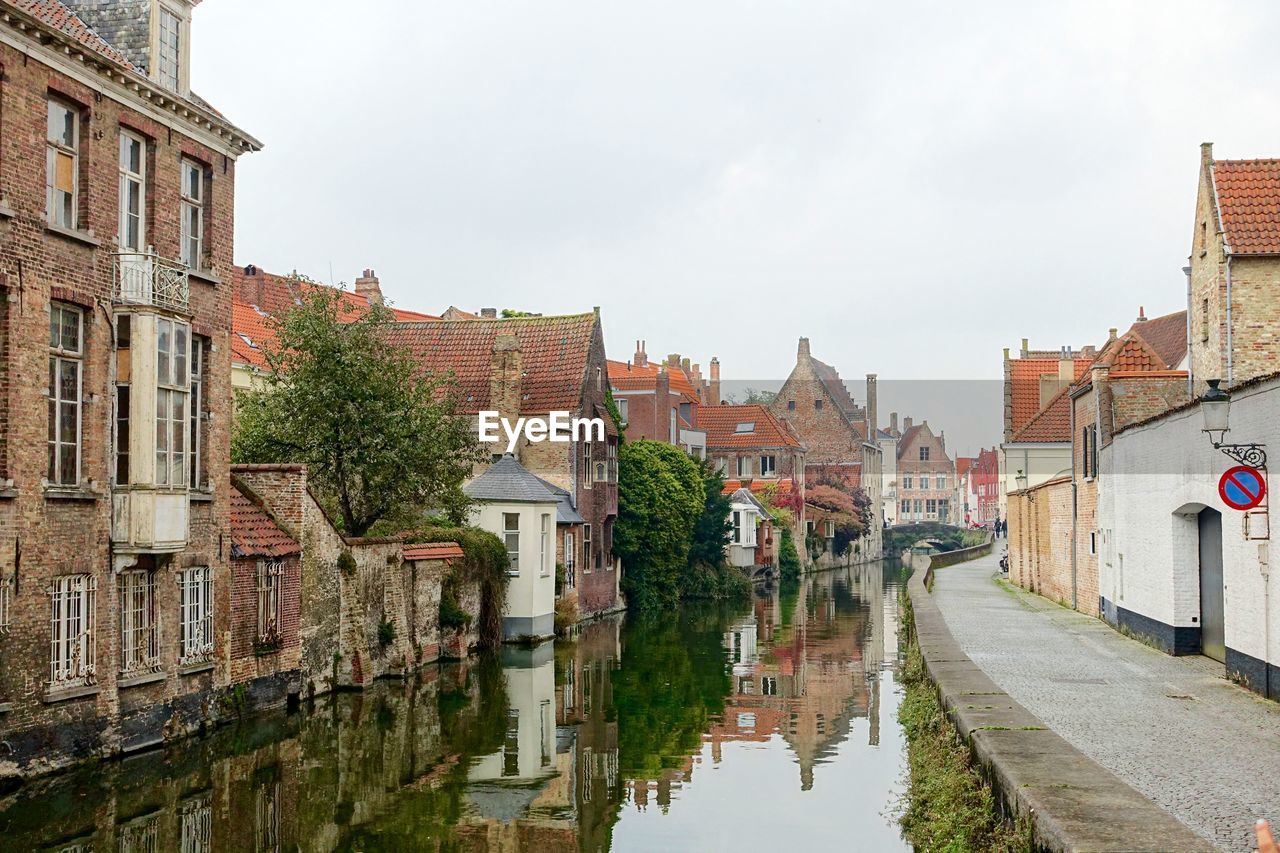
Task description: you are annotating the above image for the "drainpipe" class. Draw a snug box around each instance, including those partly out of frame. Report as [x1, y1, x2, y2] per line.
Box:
[1225, 254, 1234, 385]
[1184, 265, 1193, 396]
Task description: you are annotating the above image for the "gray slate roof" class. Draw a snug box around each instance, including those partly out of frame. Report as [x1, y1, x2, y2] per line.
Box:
[532, 474, 585, 524]
[464, 455, 558, 504]
[730, 488, 768, 514]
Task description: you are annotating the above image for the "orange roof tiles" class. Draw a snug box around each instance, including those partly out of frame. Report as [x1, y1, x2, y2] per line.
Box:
[229, 267, 438, 372]
[1130, 311, 1187, 368]
[607, 359, 701, 401]
[1213, 159, 1280, 255]
[1008, 356, 1092, 435]
[721, 478, 796, 496]
[403, 543, 465, 562]
[384, 313, 601, 415]
[700, 405, 803, 449]
[230, 481, 300, 559]
[1011, 386, 1072, 443]
[14, 0, 138, 70]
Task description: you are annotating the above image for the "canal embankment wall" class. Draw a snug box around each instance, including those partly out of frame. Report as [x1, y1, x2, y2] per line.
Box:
[906, 549, 1212, 852]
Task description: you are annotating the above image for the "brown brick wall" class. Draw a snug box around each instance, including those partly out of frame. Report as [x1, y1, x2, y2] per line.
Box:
[229, 555, 301, 685]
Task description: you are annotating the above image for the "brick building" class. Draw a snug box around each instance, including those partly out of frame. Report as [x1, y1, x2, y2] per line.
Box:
[894, 419, 957, 524]
[770, 338, 882, 561]
[970, 446, 1000, 527]
[0, 0, 260, 774]
[607, 341, 714, 457]
[384, 312, 622, 618]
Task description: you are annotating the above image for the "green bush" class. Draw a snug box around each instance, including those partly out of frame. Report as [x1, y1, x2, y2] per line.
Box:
[377, 618, 396, 648]
[405, 526, 509, 650]
[778, 527, 802, 581]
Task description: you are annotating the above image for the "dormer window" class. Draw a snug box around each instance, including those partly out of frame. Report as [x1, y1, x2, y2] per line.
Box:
[157, 6, 183, 91]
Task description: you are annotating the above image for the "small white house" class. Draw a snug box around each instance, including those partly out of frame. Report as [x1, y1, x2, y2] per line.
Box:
[465, 455, 558, 641]
[727, 488, 767, 568]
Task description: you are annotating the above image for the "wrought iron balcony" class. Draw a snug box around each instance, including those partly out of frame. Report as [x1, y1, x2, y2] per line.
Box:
[113, 251, 190, 310]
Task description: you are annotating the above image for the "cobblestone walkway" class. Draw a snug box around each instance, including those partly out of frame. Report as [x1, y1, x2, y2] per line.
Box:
[932, 553, 1280, 853]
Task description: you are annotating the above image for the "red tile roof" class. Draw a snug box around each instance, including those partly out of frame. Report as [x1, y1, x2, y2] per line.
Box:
[383, 313, 602, 415]
[956, 457, 974, 479]
[229, 267, 438, 372]
[1010, 386, 1072, 443]
[1008, 356, 1092, 435]
[12, 0, 138, 70]
[1213, 159, 1280, 255]
[721, 477, 796, 496]
[230, 480, 300, 559]
[700, 405, 802, 449]
[1129, 310, 1187, 369]
[607, 359, 700, 402]
[403, 543, 465, 562]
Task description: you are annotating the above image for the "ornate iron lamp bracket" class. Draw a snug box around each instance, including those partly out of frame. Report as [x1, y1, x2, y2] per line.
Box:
[1212, 442, 1267, 468]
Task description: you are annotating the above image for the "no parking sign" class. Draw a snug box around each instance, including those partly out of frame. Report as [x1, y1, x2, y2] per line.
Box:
[1219, 465, 1267, 511]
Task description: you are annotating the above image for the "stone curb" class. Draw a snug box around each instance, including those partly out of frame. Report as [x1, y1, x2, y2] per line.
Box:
[908, 557, 1214, 852]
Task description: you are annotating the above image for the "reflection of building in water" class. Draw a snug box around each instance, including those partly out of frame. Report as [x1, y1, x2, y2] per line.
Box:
[707, 565, 886, 790]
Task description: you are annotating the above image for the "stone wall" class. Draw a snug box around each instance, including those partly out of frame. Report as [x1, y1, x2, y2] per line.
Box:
[1007, 476, 1092, 613]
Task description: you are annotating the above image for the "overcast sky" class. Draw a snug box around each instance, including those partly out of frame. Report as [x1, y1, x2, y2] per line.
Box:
[192, 0, 1278, 394]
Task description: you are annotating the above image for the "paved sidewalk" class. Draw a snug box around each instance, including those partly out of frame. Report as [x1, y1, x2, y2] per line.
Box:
[932, 553, 1280, 853]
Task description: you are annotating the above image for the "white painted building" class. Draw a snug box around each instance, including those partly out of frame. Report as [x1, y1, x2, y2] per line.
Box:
[1099, 375, 1280, 696]
[727, 488, 767, 568]
[465, 455, 558, 641]
[468, 643, 560, 786]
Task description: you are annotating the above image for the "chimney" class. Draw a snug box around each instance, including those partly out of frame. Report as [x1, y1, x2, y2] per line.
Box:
[939, 430, 945, 450]
[239, 263, 265, 307]
[904, 416, 913, 431]
[710, 358, 721, 405]
[1003, 347, 1010, 361]
[681, 357, 691, 374]
[354, 269, 383, 305]
[634, 340, 648, 368]
[1058, 350, 1074, 382]
[655, 367, 671, 437]
[667, 353, 681, 369]
[480, 308, 497, 319]
[1201, 141, 1214, 169]
[1109, 328, 1118, 340]
[1135, 305, 1147, 323]
[691, 362, 703, 383]
[890, 412, 899, 434]
[865, 373, 878, 440]
[490, 334, 523, 424]
[1020, 338, 1029, 358]
[798, 337, 810, 358]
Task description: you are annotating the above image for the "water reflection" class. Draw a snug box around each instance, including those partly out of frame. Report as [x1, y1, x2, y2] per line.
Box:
[0, 562, 907, 851]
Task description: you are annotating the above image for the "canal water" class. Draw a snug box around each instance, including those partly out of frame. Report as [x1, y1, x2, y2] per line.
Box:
[0, 562, 909, 851]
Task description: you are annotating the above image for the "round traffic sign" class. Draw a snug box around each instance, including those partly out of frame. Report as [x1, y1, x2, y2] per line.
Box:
[1219, 465, 1267, 511]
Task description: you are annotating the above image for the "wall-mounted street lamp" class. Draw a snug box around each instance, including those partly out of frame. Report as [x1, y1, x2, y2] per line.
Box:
[1015, 469, 1029, 491]
[1201, 379, 1267, 467]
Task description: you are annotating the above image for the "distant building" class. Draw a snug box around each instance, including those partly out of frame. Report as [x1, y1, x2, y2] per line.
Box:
[607, 342, 714, 457]
[895, 419, 957, 524]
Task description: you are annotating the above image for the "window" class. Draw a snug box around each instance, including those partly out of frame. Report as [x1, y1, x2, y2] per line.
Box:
[190, 336, 207, 488]
[158, 7, 182, 90]
[715, 456, 727, 475]
[180, 159, 204, 268]
[616, 397, 628, 420]
[178, 566, 213, 665]
[582, 524, 592, 574]
[1201, 298, 1209, 343]
[540, 514, 551, 578]
[787, 400, 795, 411]
[669, 407, 678, 442]
[49, 574, 96, 687]
[1090, 530, 1098, 556]
[762, 676, 777, 696]
[607, 439, 617, 482]
[742, 513, 757, 547]
[179, 795, 212, 853]
[760, 455, 776, 477]
[46, 99, 78, 228]
[927, 499, 937, 515]
[563, 532, 575, 589]
[734, 422, 755, 434]
[902, 475, 912, 490]
[503, 708, 520, 777]
[1082, 424, 1098, 479]
[504, 513, 520, 575]
[824, 520, 834, 537]
[920, 475, 929, 490]
[115, 315, 131, 486]
[583, 442, 592, 489]
[919, 446, 930, 461]
[900, 499, 909, 515]
[938, 499, 949, 519]
[48, 303, 83, 487]
[814, 399, 823, 410]
[731, 510, 741, 543]
[936, 475, 947, 491]
[156, 318, 190, 487]
[118, 569, 158, 676]
[118, 130, 146, 250]
[257, 560, 282, 644]
[913, 499, 922, 514]
[737, 456, 752, 478]
[0, 573, 10, 636]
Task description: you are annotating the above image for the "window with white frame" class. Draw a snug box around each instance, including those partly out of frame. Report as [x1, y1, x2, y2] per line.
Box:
[257, 560, 282, 644]
[736, 456, 751, 478]
[0, 573, 12, 637]
[919, 475, 930, 490]
[616, 397, 628, 420]
[607, 439, 617, 482]
[760, 455, 776, 477]
[582, 524, 592, 574]
[156, 318, 190, 487]
[46, 99, 78, 228]
[902, 474, 912, 490]
[583, 442, 593, 489]
[504, 513, 520, 575]
[741, 512, 757, 547]
[119, 569, 158, 676]
[115, 315, 132, 486]
[937, 475, 946, 490]
[731, 510, 741, 543]
[190, 336, 206, 488]
[158, 6, 182, 91]
[178, 566, 212, 665]
[179, 794, 212, 853]
[540, 514, 551, 577]
[669, 408, 678, 443]
[180, 159, 204, 268]
[118, 130, 146, 250]
[48, 303, 84, 487]
[50, 573, 96, 688]
[919, 446, 930, 461]
[563, 532, 575, 589]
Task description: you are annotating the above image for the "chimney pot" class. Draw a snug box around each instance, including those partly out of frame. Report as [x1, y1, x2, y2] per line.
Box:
[798, 337, 810, 358]
[1020, 338, 1029, 357]
[480, 308, 497, 319]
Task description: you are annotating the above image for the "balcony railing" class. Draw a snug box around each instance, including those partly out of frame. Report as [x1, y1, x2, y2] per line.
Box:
[113, 251, 190, 310]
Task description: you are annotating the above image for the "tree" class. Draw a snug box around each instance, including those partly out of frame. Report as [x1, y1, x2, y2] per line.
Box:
[778, 526, 802, 582]
[727, 387, 776, 405]
[613, 441, 704, 611]
[233, 287, 483, 536]
[688, 458, 733, 570]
